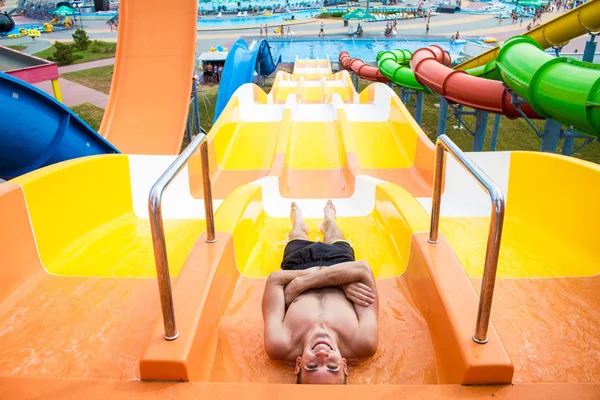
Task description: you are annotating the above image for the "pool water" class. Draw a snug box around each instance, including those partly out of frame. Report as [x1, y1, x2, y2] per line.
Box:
[270, 38, 471, 63]
[4, 24, 44, 36]
[197, 10, 316, 28]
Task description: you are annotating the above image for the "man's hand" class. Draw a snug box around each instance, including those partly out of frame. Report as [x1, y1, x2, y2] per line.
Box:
[283, 268, 320, 308]
[284, 278, 301, 308]
[342, 282, 376, 307]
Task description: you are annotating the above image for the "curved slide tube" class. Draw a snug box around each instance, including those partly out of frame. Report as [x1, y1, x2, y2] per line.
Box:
[339, 51, 389, 83]
[497, 36, 600, 137]
[465, 60, 501, 80]
[214, 38, 281, 122]
[411, 45, 541, 119]
[456, 0, 600, 71]
[376, 49, 427, 91]
[0, 72, 119, 180]
[100, 0, 198, 155]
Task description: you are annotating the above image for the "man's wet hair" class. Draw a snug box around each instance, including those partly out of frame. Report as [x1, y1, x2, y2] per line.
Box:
[296, 369, 347, 384]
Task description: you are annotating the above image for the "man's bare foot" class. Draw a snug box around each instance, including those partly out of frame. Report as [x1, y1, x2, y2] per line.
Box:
[323, 200, 337, 222]
[291, 202, 310, 233]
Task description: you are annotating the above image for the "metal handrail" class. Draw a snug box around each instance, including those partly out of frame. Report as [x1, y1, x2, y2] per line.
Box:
[428, 135, 505, 344]
[148, 132, 216, 341]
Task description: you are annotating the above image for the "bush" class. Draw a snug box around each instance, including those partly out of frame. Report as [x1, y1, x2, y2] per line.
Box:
[72, 29, 91, 51]
[318, 12, 346, 18]
[48, 42, 82, 66]
[89, 40, 117, 54]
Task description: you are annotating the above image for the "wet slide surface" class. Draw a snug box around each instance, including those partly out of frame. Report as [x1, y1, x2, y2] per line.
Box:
[209, 278, 438, 384]
[473, 275, 600, 383]
[0, 274, 158, 379]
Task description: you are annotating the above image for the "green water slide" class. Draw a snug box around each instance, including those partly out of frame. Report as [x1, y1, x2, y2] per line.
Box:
[466, 60, 501, 80]
[496, 36, 600, 137]
[376, 49, 426, 91]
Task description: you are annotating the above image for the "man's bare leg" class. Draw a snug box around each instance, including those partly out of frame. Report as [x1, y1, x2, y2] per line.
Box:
[289, 202, 310, 241]
[321, 200, 345, 244]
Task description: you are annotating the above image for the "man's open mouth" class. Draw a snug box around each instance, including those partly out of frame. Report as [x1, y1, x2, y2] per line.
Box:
[312, 341, 333, 351]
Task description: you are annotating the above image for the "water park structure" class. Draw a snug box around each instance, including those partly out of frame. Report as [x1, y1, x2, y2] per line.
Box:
[0, 0, 599, 398]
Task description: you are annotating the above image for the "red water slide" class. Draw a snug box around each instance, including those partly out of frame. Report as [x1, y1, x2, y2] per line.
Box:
[410, 46, 541, 119]
[339, 51, 389, 83]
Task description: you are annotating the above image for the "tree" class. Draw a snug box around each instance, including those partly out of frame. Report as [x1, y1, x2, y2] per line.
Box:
[48, 41, 78, 66]
[72, 29, 91, 51]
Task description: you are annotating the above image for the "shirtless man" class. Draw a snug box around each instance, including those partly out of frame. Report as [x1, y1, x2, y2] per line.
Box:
[262, 201, 379, 384]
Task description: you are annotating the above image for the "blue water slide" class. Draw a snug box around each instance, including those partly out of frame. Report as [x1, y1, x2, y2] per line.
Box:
[213, 38, 281, 123]
[0, 72, 119, 180]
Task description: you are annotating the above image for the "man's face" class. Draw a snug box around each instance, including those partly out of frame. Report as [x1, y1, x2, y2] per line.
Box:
[295, 338, 348, 384]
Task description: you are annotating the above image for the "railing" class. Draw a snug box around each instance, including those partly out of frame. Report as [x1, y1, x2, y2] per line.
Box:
[148, 132, 216, 341]
[428, 134, 505, 344]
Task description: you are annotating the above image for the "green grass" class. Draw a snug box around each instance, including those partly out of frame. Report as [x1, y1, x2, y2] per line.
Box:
[63, 65, 114, 94]
[34, 41, 116, 65]
[181, 85, 218, 151]
[7, 45, 27, 51]
[71, 103, 105, 131]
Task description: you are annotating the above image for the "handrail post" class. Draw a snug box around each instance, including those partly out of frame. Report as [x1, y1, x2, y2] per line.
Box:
[200, 140, 216, 243]
[149, 132, 216, 341]
[428, 139, 445, 244]
[149, 184, 179, 341]
[473, 188, 504, 343]
[427, 135, 505, 344]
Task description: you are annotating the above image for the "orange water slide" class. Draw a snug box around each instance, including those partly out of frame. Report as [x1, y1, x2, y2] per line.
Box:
[410, 46, 541, 119]
[339, 51, 389, 82]
[99, 0, 198, 154]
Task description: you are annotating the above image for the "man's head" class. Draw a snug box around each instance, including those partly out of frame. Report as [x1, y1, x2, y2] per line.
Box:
[295, 336, 348, 384]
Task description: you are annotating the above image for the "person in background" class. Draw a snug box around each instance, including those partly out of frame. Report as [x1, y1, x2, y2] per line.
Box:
[287, 26, 292, 38]
[426, 22, 429, 35]
[455, 31, 460, 40]
[205, 62, 213, 84]
[318, 21, 325, 37]
[218, 64, 224, 83]
[281, 24, 284, 37]
[260, 24, 263, 36]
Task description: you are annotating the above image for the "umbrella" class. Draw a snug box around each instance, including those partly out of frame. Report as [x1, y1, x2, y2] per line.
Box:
[52, 5, 76, 17]
[343, 8, 377, 21]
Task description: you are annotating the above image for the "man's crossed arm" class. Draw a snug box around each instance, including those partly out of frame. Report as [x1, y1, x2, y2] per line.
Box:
[283, 260, 377, 308]
[262, 261, 379, 360]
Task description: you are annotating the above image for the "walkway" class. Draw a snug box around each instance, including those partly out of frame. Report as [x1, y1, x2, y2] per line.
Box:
[34, 78, 108, 108]
[58, 58, 115, 74]
[30, 58, 115, 108]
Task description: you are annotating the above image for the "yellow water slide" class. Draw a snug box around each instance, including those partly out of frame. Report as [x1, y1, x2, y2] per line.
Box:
[455, 0, 600, 70]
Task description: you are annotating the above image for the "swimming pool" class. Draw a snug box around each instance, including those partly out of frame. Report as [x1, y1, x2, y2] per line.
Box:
[270, 38, 472, 63]
[3, 24, 44, 36]
[197, 10, 316, 28]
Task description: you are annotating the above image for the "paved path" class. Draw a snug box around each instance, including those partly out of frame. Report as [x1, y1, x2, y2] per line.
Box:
[59, 58, 115, 74]
[34, 78, 108, 108]
[4, 37, 54, 54]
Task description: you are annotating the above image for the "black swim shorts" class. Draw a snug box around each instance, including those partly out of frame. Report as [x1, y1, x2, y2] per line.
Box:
[281, 240, 355, 271]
